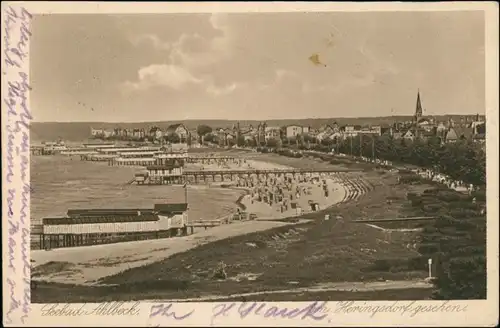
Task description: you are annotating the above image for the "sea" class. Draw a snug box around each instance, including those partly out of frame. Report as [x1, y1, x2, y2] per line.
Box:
[30, 155, 245, 248]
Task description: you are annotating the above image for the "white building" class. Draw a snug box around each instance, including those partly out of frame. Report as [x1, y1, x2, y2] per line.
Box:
[285, 125, 309, 138]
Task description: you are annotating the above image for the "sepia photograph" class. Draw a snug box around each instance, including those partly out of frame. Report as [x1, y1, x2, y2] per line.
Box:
[6, 4, 492, 309]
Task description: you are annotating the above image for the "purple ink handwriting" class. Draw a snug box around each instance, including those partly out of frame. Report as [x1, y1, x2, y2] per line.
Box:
[211, 301, 330, 325]
[149, 303, 195, 321]
[3, 5, 32, 325]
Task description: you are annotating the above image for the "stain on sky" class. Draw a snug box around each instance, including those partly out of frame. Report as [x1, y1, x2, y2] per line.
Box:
[309, 53, 327, 67]
[77, 101, 95, 111]
[308, 32, 336, 68]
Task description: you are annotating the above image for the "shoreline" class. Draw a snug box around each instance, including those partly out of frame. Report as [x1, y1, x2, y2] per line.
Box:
[31, 154, 356, 285]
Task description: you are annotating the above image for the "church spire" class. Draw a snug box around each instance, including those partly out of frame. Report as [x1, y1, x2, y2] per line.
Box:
[415, 89, 423, 119]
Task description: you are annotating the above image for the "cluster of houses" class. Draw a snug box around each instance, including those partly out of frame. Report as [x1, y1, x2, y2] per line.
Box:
[91, 123, 192, 144]
[211, 91, 486, 146]
[90, 91, 486, 147]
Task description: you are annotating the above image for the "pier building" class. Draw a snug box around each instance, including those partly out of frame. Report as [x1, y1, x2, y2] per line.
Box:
[135, 164, 184, 185]
[98, 146, 161, 155]
[60, 147, 99, 155]
[31, 141, 68, 155]
[83, 142, 116, 149]
[80, 154, 118, 161]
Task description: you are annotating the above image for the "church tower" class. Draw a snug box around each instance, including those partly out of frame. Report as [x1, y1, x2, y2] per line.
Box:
[414, 89, 423, 122]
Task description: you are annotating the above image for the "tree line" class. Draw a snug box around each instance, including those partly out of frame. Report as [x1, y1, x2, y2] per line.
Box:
[259, 134, 486, 188]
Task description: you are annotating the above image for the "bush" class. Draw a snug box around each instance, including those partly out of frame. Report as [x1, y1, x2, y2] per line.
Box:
[370, 259, 391, 271]
[422, 204, 443, 213]
[448, 201, 478, 210]
[447, 209, 480, 219]
[407, 257, 428, 271]
[471, 190, 486, 202]
[399, 174, 423, 184]
[418, 243, 440, 255]
[411, 198, 423, 207]
[406, 192, 418, 200]
[436, 191, 470, 202]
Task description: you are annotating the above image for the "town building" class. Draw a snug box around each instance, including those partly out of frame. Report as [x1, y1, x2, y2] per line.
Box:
[285, 125, 309, 138]
[264, 126, 281, 141]
[166, 124, 189, 142]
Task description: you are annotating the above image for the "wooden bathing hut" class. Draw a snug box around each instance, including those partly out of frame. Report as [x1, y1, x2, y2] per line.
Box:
[36, 203, 189, 250]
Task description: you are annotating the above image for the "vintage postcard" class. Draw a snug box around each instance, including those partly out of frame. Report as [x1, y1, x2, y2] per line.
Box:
[2, 1, 499, 327]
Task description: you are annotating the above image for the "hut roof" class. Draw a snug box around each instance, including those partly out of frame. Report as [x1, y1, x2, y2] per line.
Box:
[146, 164, 183, 170]
[67, 208, 154, 218]
[43, 214, 159, 225]
[154, 203, 188, 213]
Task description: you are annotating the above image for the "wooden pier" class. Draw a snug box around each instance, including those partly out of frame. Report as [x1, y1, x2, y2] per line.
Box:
[183, 168, 354, 182]
[185, 156, 241, 165]
[31, 146, 60, 156]
[134, 167, 358, 185]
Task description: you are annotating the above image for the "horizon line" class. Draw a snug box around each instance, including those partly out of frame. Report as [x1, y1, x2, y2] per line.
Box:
[32, 113, 486, 124]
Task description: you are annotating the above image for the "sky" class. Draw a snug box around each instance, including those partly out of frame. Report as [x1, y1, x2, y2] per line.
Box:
[30, 11, 485, 122]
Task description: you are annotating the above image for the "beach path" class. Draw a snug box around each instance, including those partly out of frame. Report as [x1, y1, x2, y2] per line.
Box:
[31, 219, 308, 285]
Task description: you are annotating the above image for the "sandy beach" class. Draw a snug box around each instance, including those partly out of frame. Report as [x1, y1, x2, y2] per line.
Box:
[31, 154, 351, 285]
[31, 220, 309, 285]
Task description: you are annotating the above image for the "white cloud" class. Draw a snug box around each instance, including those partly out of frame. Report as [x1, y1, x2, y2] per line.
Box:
[124, 64, 203, 91]
[125, 13, 235, 92]
[206, 82, 240, 97]
[169, 14, 234, 69]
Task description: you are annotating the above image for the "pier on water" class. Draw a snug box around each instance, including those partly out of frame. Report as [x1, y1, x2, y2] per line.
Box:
[185, 156, 242, 165]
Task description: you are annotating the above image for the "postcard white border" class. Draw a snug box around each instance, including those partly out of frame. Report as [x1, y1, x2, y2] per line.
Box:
[2, 1, 498, 327]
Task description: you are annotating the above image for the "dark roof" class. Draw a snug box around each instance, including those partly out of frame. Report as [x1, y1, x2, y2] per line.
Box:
[323, 124, 338, 131]
[380, 127, 392, 135]
[154, 203, 188, 213]
[146, 164, 183, 170]
[420, 130, 436, 137]
[67, 209, 154, 218]
[83, 143, 115, 146]
[166, 124, 185, 132]
[454, 127, 474, 140]
[43, 214, 159, 225]
[475, 123, 486, 134]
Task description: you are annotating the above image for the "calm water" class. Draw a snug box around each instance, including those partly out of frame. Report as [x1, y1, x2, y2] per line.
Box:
[30, 156, 245, 227]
